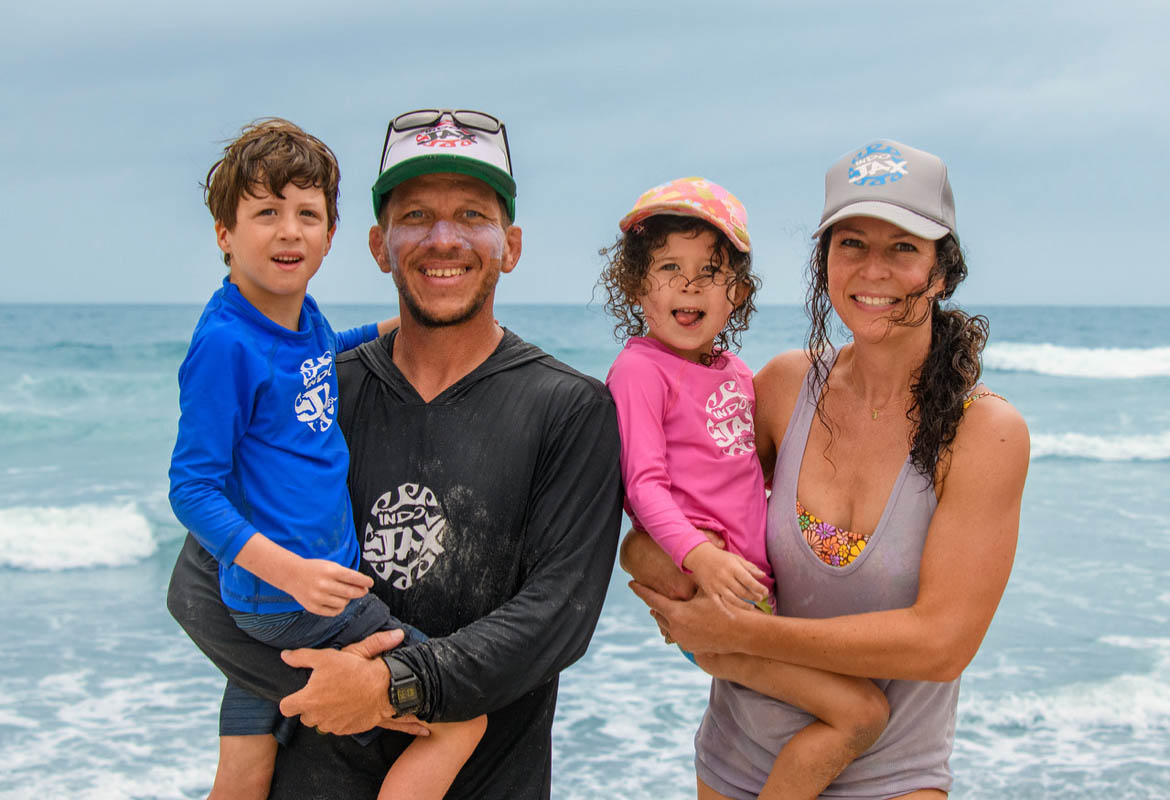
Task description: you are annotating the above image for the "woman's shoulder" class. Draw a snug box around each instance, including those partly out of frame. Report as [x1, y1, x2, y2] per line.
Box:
[942, 385, 1030, 492]
[755, 348, 814, 392]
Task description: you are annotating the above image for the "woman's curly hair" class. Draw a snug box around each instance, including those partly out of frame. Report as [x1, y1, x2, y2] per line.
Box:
[805, 229, 989, 481]
[598, 215, 761, 365]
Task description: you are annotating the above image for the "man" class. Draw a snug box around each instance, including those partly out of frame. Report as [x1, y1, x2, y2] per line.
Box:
[168, 109, 623, 798]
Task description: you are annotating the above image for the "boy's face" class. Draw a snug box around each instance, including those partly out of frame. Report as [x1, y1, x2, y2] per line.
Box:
[215, 183, 336, 324]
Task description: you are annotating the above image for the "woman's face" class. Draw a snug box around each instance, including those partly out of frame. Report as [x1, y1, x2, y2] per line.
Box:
[826, 216, 939, 343]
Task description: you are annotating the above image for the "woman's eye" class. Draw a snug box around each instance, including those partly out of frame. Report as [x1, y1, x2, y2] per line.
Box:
[839, 237, 863, 248]
[894, 242, 918, 253]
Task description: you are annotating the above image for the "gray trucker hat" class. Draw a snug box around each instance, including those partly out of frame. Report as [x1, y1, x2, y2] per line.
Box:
[814, 139, 956, 241]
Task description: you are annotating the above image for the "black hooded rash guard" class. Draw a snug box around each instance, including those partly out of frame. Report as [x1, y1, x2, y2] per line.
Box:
[168, 329, 623, 799]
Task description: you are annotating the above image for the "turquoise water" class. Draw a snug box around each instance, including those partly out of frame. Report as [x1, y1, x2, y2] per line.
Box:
[1, 303, 1168, 798]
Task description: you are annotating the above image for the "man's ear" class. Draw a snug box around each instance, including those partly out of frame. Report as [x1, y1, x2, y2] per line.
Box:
[500, 224, 522, 275]
[369, 225, 392, 274]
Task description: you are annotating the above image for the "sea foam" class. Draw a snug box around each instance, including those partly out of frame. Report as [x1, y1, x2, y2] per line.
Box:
[0, 503, 156, 570]
[1031, 431, 1170, 461]
[984, 342, 1170, 378]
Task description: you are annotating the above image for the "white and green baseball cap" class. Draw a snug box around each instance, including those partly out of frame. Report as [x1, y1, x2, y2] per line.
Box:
[815, 139, 956, 241]
[371, 109, 516, 221]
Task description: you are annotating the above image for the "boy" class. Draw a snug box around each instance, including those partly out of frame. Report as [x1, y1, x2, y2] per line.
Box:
[169, 118, 484, 800]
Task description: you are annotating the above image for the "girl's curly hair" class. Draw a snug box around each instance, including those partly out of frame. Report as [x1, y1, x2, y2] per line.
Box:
[805, 229, 989, 482]
[597, 215, 761, 365]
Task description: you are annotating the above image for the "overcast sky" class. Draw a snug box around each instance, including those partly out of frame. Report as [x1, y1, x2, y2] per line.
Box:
[3, 0, 1166, 306]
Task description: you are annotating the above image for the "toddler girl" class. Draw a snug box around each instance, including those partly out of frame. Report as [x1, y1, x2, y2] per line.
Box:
[601, 177, 889, 799]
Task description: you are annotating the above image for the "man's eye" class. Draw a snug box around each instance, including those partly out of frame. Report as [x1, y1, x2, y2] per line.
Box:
[463, 209, 483, 219]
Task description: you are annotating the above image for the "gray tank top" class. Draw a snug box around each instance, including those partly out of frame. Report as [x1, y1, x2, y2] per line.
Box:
[695, 352, 960, 799]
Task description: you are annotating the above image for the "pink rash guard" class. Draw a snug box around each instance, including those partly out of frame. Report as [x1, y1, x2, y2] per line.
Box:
[606, 337, 772, 591]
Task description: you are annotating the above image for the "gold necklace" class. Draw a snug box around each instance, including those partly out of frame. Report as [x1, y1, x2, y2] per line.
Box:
[848, 369, 912, 421]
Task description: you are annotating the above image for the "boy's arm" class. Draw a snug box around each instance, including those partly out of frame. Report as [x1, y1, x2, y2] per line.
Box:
[232, 533, 372, 617]
[168, 327, 263, 565]
[334, 317, 400, 352]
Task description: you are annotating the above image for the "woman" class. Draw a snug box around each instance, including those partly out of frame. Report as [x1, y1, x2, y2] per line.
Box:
[625, 139, 1029, 799]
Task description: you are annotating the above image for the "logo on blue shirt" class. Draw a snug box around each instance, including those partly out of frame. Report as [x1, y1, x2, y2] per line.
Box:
[295, 351, 336, 432]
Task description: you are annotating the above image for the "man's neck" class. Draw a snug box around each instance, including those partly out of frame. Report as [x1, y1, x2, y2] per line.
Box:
[391, 311, 504, 403]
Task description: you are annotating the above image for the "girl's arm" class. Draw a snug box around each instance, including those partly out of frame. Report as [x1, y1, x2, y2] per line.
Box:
[633, 395, 1029, 682]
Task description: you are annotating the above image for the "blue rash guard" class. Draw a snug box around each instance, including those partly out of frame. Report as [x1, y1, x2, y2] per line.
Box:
[168, 277, 378, 613]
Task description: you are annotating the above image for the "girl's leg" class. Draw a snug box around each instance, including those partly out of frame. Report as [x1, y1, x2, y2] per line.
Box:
[209, 734, 277, 800]
[376, 715, 487, 800]
[695, 652, 889, 800]
[697, 776, 741, 800]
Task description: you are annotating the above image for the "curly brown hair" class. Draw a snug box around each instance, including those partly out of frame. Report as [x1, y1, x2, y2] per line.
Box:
[598, 215, 761, 365]
[204, 118, 341, 266]
[805, 229, 989, 481]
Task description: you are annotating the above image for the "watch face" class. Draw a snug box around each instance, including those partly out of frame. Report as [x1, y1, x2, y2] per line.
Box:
[394, 684, 419, 706]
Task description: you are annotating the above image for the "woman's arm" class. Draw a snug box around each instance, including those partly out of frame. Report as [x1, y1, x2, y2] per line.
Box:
[633, 396, 1029, 682]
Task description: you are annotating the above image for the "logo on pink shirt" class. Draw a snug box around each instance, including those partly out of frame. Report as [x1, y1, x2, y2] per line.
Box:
[705, 380, 755, 456]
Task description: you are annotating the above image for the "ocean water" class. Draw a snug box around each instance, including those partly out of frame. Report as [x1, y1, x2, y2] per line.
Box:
[1, 302, 1168, 799]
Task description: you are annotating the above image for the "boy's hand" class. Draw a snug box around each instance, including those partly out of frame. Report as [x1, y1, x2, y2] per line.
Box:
[290, 559, 373, 616]
[681, 541, 768, 617]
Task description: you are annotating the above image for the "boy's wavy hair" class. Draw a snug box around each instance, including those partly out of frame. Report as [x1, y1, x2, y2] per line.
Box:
[598, 215, 760, 365]
[805, 228, 989, 481]
[204, 118, 341, 266]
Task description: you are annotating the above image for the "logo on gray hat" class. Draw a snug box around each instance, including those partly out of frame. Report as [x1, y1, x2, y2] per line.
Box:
[848, 143, 908, 187]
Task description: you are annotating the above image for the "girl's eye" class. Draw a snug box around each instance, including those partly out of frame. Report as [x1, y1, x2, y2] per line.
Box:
[655, 262, 680, 272]
[701, 264, 720, 275]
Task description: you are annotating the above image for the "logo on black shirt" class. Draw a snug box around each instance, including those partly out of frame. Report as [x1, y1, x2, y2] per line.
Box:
[362, 483, 447, 590]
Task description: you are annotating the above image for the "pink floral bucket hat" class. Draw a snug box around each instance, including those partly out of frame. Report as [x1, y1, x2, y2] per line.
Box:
[618, 176, 750, 253]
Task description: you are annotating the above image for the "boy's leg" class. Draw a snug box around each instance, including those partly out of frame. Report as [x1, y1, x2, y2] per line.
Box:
[210, 734, 277, 800]
[376, 715, 487, 800]
[695, 652, 889, 800]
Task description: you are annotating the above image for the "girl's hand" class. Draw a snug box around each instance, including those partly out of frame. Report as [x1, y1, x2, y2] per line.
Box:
[681, 542, 768, 617]
[290, 559, 373, 616]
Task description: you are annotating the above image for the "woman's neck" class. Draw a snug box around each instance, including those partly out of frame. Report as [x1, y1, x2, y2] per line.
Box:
[845, 323, 932, 411]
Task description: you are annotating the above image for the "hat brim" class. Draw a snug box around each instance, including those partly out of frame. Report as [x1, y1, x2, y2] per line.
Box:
[813, 201, 949, 241]
[371, 153, 517, 221]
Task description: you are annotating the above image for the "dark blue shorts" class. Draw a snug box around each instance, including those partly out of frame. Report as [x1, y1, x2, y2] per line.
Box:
[220, 593, 426, 744]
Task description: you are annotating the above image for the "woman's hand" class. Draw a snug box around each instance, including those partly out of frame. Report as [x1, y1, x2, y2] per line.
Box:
[628, 580, 746, 655]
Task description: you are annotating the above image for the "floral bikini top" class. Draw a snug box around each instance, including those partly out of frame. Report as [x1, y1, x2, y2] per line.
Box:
[797, 390, 1004, 568]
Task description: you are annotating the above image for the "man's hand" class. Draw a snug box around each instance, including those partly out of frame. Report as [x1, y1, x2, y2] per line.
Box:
[289, 559, 373, 617]
[278, 629, 405, 735]
[681, 542, 768, 617]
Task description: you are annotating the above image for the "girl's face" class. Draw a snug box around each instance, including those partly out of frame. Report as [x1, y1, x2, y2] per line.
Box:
[638, 230, 741, 363]
[826, 216, 939, 344]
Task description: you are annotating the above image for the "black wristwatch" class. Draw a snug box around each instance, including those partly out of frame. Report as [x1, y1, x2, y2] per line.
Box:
[382, 654, 424, 718]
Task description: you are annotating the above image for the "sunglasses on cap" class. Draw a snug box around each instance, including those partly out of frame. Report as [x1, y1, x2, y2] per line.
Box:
[378, 109, 512, 175]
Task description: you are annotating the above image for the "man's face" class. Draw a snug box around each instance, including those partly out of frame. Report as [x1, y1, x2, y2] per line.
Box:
[368, 173, 521, 328]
